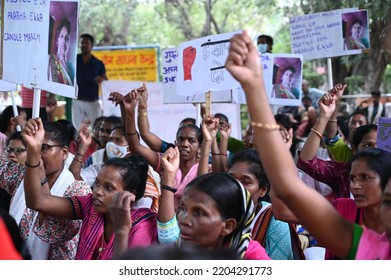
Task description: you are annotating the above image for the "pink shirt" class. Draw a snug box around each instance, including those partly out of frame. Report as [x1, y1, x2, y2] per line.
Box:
[244, 240, 271, 260]
[155, 152, 200, 210]
[173, 163, 199, 210]
[356, 227, 391, 260]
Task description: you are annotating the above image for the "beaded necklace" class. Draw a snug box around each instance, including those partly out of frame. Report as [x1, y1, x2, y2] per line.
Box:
[97, 233, 106, 260]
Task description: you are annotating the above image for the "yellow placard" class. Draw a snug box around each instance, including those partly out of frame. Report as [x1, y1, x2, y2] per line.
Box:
[93, 48, 158, 81]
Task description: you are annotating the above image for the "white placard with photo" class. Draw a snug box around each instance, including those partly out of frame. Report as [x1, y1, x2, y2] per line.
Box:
[2, 0, 79, 98]
[290, 8, 370, 60]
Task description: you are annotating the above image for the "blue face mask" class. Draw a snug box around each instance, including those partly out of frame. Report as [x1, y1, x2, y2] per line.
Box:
[257, 44, 268, 53]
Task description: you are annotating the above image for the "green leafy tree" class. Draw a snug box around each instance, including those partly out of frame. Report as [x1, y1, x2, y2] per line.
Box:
[79, 0, 279, 47]
[79, 0, 138, 46]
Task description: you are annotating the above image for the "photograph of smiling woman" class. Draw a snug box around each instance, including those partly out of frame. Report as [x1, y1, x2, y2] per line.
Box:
[47, 1, 78, 86]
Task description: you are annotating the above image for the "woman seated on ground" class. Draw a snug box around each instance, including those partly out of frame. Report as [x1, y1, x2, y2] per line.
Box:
[0, 121, 91, 260]
[21, 118, 157, 260]
[228, 149, 303, 260]
[196, 114, 301, 259]
[275, 147, 390, 259]
[297, 84, 377, 200]
[70, 123, 160, 213]
[148, 147, 270, 260]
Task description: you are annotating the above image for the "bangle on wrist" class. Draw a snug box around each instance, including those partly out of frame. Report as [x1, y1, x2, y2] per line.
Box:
[73, 157, 84, 164]
[138, 105, 147, 109]
[328, 119, 337, 122]
[76, 152, 85, 157]
[25, 161, 40, 168]
[138, 112, 147, 117]
[310, 128, 323, 140]
[250, 121, 280, 130]
[161, 185, 177, 193]
[126, 131, 138, 136]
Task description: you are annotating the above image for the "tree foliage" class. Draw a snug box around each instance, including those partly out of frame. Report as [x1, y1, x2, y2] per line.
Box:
[79, 0, 279, 48]
[78, 0, 138, 46]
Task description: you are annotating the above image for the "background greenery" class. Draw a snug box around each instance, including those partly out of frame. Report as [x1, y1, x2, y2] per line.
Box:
[76, 0, 391, 130]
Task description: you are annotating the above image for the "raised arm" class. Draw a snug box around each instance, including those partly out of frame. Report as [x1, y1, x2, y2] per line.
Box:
[157, 146, 180, 223]
[136, 83, 164, 152]
[22, 118, 74, 219]
[225, 30, 354, 259]
[123, 91, 159, 169]
[69, 121, 92, 180]
[108, 91, 126, 124]
[269, 128, 301, 224]
[324, 84, 347, 138]
[299, 92, 336, 161]
[215, 122, 231, 173]
[197, 115, 218, 176]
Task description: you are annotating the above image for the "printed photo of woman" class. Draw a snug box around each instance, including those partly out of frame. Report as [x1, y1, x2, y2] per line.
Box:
[47, 1, 78, 86]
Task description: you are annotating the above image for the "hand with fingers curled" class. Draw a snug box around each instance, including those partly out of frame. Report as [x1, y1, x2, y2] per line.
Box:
[78, 124, 92, 148]
[320, 92, 335, 106]
[21, 118, 45, 152]
[219, 122, 232, 140]
[109, 191, 136, 234]
[73, 119, 91, 145]
[108, 92, 124, 106]
[202, 115, 219, 142]
[329, 83, 347, 99]
[122, 90, 139, 111]
[318, 92, 337, 119]
[161, 146, 180, 176]
[135, 83, 149, 107]
[225, 30, 262, 85]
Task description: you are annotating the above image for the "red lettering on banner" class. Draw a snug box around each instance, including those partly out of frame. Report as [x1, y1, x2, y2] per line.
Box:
[116, 55, 138, 65]
[101, 55, 114, 65]
[139, 53, 155, 65]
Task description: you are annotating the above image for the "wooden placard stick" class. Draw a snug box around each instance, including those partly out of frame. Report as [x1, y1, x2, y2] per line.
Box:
[205, 90, 211, 116]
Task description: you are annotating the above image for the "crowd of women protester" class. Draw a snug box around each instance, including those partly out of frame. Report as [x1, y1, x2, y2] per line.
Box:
[1, 30, 391, 260]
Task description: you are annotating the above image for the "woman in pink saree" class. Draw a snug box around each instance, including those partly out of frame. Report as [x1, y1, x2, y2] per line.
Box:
[22, 117, 157, 260]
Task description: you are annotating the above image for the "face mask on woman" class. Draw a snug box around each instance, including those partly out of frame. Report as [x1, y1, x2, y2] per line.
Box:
[105, 142, 128, 160]
[257, 44, 268, 53]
